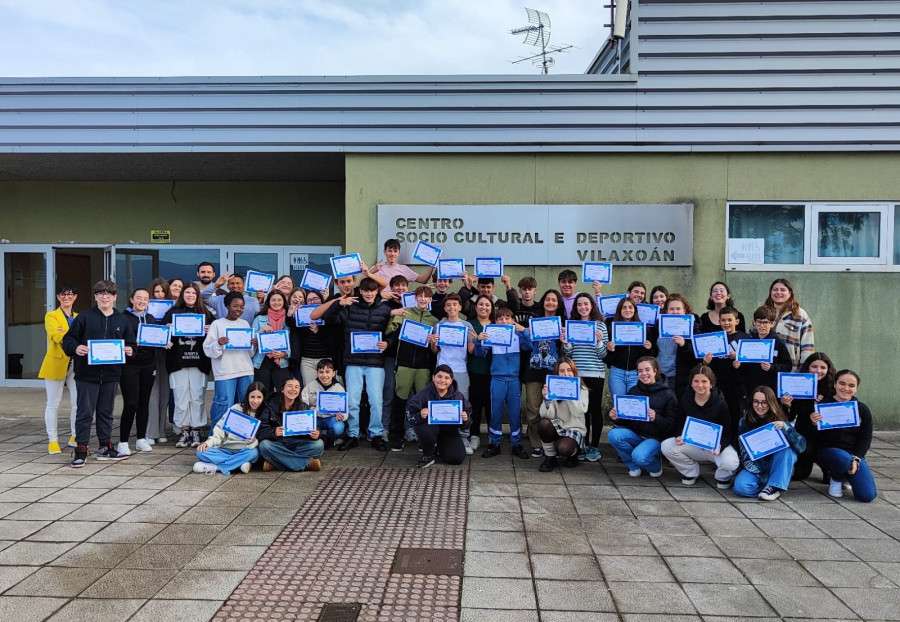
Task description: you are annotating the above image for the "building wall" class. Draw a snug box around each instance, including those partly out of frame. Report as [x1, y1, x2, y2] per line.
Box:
[346, 152, 900, 427]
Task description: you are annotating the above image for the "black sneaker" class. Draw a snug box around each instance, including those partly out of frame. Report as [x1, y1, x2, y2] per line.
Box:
[371, 437, 388, 452]
[530, 447, 543, 458]
[539, 456, 558, 472]
[512, 444, 530, 460]
[758, 485, 781, 501]
[481, 444, 501, 459]
[71, 445, 88, 469]
[190, 429, 202, 447]
[416, 455, 435, 469]
[564, 455, 580, 468]
[175, 429, 191, 448]
[96, 444, 128, 462]
[337, 437, 359, 452]
[390, 438, 405, 452]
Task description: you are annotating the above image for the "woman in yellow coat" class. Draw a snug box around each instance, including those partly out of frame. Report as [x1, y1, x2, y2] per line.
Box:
[38, 284, 78, 454]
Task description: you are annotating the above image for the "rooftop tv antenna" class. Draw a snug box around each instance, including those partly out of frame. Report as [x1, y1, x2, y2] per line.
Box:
[509, 7, 573, 74]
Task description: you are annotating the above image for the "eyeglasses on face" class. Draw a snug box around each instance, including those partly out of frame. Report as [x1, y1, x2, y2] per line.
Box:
[752, 400, 768, 407]
[94, 291, 115, 297]
[57, 293, 76, 298]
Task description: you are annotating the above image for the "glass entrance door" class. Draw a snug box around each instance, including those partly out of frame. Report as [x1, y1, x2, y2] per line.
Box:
[3, 249, 51, 381]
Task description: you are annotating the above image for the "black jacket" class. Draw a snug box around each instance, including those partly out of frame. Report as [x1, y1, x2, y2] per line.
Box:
[324, 297, 392, 367]
[678, 386, 734, 451]
[256, 390, 315, 442]
[406, 379, 472, 430]
[615, 375, 679, 440]
[603, 320, 658, 371]
[123, 309, 158, 368]
[737, 330, 792, 395]
[161, 306, 214, 375]
[62, 306, 136, 383]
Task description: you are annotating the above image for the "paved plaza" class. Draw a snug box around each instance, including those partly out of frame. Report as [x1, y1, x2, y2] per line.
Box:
[0, 390, 899, 621]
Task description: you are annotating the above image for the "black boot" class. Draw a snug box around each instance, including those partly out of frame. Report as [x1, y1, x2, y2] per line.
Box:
[539, 455, 558, 472]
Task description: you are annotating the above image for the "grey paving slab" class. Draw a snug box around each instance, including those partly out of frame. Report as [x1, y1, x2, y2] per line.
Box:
[833, 587, 900, 620]
[460, 609, 539, 622]
[812, 518, 893, 539]
[0, 540, 75, 565]
[45, 597, 145, 621]
[525, 530, 592, 554]
[464, 551, 532, 578]
[870, 561, 900, 586]
[756, 584, 858, 619]
[531, 553, 603, 580]
[6, 566, 107, 597]
[666, 556, 747, 584]
[732, 558, 820, 586]
[465, 530, 527, 553]
[118, 503, 189, 523]
[229, 505, 297, 525]
[0, 520, 51, 540]
[467, 511, 523, 532]
[87, 522, 167, 544]
[50, 542, 141, 568]
[711, 536, 791, 559]
[535, 579, 616, 611]
[0, 503, 27, 519]
[79, 568, 177, 598]
[184, 545, 267, 570]
[801, 560, 896, 588]
[519, 496, 577, 514]
[639, 516, 704, 536]
[589, 532, 657, 556]
[695, 516, 766, 537]
[537, 613, 619, 622]
[0, 596, 68, 622]
[0, 565, 36, 593]
[838, 536, 900, 561]
[60, 504, 135, 522]
[128, 599, 224, 622]
[27, 520, 107, 542]
[649, 534, 724, 558]
[774, 537, 859, 561]
[598, 555, 675, 582]
[148, 523, 222, 545]
[467, 495, 521, 513]
[461, 577, 537, 610]
[38, 488, 108, 504]
[118, 544, 205, 569]
[683, 583, 775, 617]
[609, 581, 696, 614]
[4, 502, 77, 521]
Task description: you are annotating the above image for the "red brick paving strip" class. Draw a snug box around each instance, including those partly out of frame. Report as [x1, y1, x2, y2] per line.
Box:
[213, 467, 467, 621]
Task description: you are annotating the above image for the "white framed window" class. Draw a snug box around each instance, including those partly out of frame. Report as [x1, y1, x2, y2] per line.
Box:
[726, 202, 898, 271]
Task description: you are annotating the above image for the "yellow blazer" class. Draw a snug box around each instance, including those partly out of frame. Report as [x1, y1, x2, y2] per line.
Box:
[38, 307, 77, 380]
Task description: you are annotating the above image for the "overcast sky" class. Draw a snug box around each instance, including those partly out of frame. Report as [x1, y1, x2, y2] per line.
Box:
[0, 0, 608, 78]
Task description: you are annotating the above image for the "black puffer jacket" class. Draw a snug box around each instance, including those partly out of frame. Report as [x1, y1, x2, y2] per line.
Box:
[406, 379, 472, 430]
[678, 386, 734, 451]
[324, 297, 392, 367]
[614, 374, 679, 440]
[256, 390, 313, 442]
[62, 306, 136, 383]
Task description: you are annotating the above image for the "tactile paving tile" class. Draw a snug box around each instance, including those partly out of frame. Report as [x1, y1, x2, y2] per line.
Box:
[212, 467, 467, 622]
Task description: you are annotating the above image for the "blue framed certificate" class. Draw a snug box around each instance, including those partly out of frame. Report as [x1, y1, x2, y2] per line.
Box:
[295, 305, 324, 327]
[401, 292, 417, 308]
[257, 330, 289, 353]
[681, 416, 722, 451]
[399, 319, 433, 348]
[659, 314, 693, 339]
[283, 410, 316, 436]
[351, 331, 382, 353]
[777, 373, 817, 399]
[87, 339, 125, 365]
[612, 322, 646, 346]
[222, 408, 260, 440]
[172, 313, 205, 337]
[330, 253, 363, 278]
[146, 299, 174, 321]
[436, 323, 467, 348]
[412, 241, 442, 267]
[546, 375, 580, 401]
[137, 323, 170, 348]
[474, 257, 503, 278]
[614, 394, 650, 421]
[224, 327, 253, 350]
[636, 303, 659, 326]
[245, 270, 275, 294]
[739, 423, 789, 461]
[317, 391, 348, 415]
[565, 320, 597, 345]
[597, 294, 626, 318]
[582, 262, 612, 284]
[300, 268, 331, 293]
[483, 324, 514, 347]
[692, 331, 728, 358]
[428, 400, 463, 425]
[736, 339, 774, 364]
[815, 401, 860, 430]
[529, 316, 562, 340]
[437, 258, 465, 279]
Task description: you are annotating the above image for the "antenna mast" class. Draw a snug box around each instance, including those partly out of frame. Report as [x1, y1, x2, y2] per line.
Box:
[509, 8, 573, 74]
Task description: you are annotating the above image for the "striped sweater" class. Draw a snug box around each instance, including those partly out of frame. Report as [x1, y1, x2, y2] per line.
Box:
[775, 306, 814, 372]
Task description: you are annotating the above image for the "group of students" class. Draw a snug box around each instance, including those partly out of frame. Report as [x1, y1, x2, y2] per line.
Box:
[38, 240, 876, 501]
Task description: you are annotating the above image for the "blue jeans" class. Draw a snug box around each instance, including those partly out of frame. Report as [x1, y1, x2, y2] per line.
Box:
[317, 416, 345, 438]
[608, 367, 638, 397]
[258, 437, 324, 471]
[196, 446, 259, 475]
[817, 447, 877, 502]
[607, 427, 662, 473]
[733, 447, 797, 497]
[488, 378, 522, 446]
[381, 356, 396, 433]
[210, 375, 253, 429]
[346, 365, 385, 439]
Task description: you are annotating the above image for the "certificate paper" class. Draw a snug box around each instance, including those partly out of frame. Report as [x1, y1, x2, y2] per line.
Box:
[612, 322, 646, 346]
[483, 324, 514, 347]
[257, 330, 289, 353]
[636, 303, 659, 326]
[437, 258, 465, 279]
[614, 395, 650, 421]
[777, 373, 818, 399]
[146, 299, 174, 321]
[300, 269, 331, 293]
[283, 410, 317, 436]
[565, 320, 597, 345]
[412, 241, 442, 267]
[222, 408, 260, 440]
[736, 339, 774, 364]
[137, 323, 170, 348]
[351, 331, 382, 353]
[692, 331, 728, 358]
[428, 400, 463, 425]
[172, 314, 205, 337]
[399, 319, 433, 348]
[529, 316, 562, 340]
[224, 328, 253, 350]
[474, 257, 503, 278]
[245, 270, 275, 294]
[546, 375, 580, 401]
[436, 324, 467, 348]
[739, 423, 789, 461]
[317, 391, 348, 415]
[597, 294, 626, 318]
[87, 339, 125, 365]
[582, 262, 612, 284]
[681, 416, 723, 451]
[659, 314, 693, 339]
[295, 305, 324, 327]
[330, 253, 364, 278]
[816, 401, 860, 430]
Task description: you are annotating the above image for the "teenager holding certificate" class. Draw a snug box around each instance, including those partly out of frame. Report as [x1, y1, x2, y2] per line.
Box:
[430, 294, 476, 398]
[764, 278, 814, 372]
[661, 364, 739, 487]
[372, 238, 435, 292]
[734, 306, 792, 396]
[700, 281, 747, 334]
[781, 352, 835, 482]
[193, 382, 264, 475]
[607, 357, 678, 478]
[39, 283, 79, 454]
[703, 307, 749, 429]
[257, 377, 324, 471]
[465, 294, 496, 453]
[523, 290, 567, 457]
[537, 358, 590, 472]
[563, 293, 608, 461]
[147, 278, 173, 444]
[300, 359, 347, 447]
[117, 288, 159, 456]
[656, 293, 700, 398]
[406, 365, 472, 469]
[251, 290, 292, 392]
[812, 370, 877, 502]
[203, 291, 257, 429]
[604, 297, 656, 398]
[288, 290, 334, 386]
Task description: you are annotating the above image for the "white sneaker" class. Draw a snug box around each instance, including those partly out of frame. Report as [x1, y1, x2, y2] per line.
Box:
[240, 462, 252, 474]
[145, 437, 156, 446]
[115, 442, 132, 456]
[67, 436, 78, 448]
[649, 469, 663, 478]
[461, 436, 473, 456]
[469, 436, 481, 452]
[828, 478, 844, 498]
[682, 476, 697, 485]
[628, 468, 642, 477]
[156, 436, 168, 443]
[193, 462, 218, 474]
[135, 438, 152, 452]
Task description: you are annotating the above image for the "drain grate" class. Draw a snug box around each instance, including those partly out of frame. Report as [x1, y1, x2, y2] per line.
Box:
[317, 603, 361, 622]
[391, 547, 463, 576]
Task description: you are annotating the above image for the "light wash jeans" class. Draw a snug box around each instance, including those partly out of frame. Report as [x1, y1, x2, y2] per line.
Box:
[317, 416, 346, 438]
[608, 367, 638, 397]
[733, 447, 797, 496]
[607, 427, 662, 473]
[196, 447, 259, 475]
[258, 437, 324, 471]
[345, 365, 385, 439]
[44, 363, 77, 443]
[210, 375, 253, 429]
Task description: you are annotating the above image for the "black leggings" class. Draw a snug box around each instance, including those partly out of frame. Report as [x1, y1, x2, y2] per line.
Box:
[537, 418, 578, 457]
[582, 376, 605, 446]
[468, 372, 491, 436]
[119, 365, 155, 442]
[415, 423, 467, 464]
[255, 357, 291, 393]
